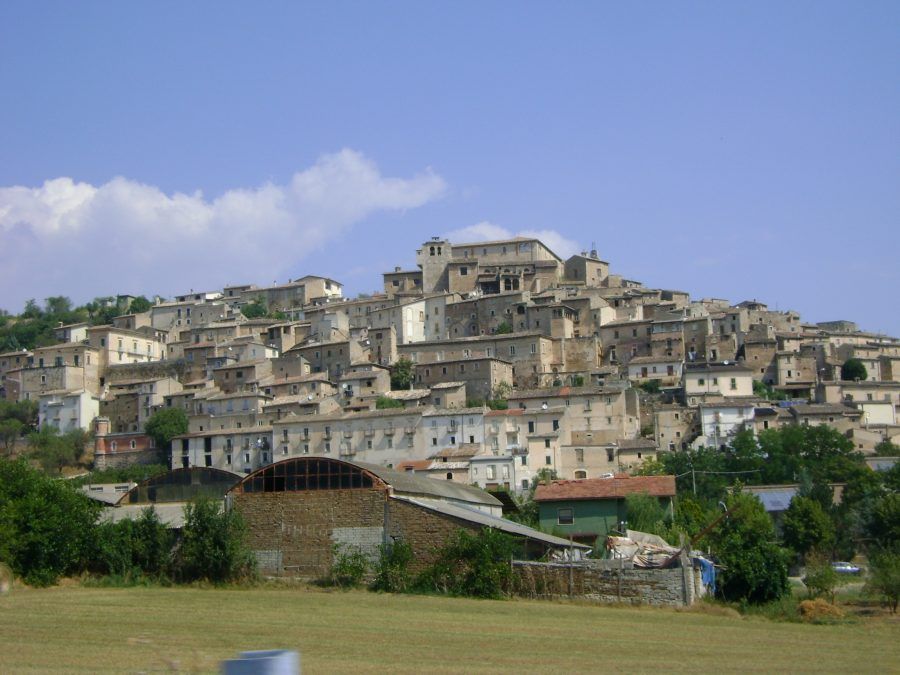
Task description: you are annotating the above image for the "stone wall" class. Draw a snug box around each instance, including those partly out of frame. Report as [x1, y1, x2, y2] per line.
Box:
[94, 447, 161, 470]
[511, 556, 700, 607]
[105, 359, 187, 385]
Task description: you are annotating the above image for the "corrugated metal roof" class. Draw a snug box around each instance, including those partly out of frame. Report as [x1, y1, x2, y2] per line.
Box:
[351, 460, 501, 507]
[393, 496, 590, 550]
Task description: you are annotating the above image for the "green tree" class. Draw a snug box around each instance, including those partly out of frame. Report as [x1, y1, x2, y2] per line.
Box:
[144, 408, 188, 459]
[0, 459, 100, 586]
[0, 400, 39, 431]
[495, 321, 513, 335]
[21, 299, 42, 319]
[390, 358, 415, 391]
[0, 419, 23, 455]
[507, 468, 557, 528]
[129, 296, 153, 313]
[28, 426, 78, 475]
[44, 296, 72, 316]
[841, 358, 868, 382]
[865, 493, 900, 551]
[240, 298, 267, 319]
[625, 492, 675, 541]
[708, 490, 790, 604]
[782, 496, 835, 561]
[174, 497, 255, 583]
[865, 550, 900, 613]
[375, 395, 403, 410]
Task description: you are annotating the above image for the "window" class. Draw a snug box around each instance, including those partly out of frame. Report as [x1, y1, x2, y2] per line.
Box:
[460, 266, 468, 276]
[509, 345, 516, 356]
[432, 437, 437, 446]
[545, 455, 552, 465]
[730, 378, 737, 390]
[557, 508, 574, 525]
[574, 470, 587, 479]
[575, 448, 584, 463]
[486, 465, 496, 480]
[552, 419, 559, 431]
[324, 442, 331, 453]
[544, 439, 550, 449]
[520, 455, 527, 466]
[528, 421, 535, 433]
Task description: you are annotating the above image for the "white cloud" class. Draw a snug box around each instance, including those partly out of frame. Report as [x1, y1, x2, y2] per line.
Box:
[0, 149, 446, 309]
[443, 221, 580, 259]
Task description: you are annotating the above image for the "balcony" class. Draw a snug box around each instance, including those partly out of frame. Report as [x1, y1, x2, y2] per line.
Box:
[384, 426, 395, 436]
[364, 428, 375, 437]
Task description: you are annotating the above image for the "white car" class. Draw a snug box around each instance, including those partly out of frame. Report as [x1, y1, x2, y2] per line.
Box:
[831, 561, 861, 574]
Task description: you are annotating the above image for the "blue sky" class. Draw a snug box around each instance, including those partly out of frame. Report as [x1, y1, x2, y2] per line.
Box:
[1, 1, 897, 334]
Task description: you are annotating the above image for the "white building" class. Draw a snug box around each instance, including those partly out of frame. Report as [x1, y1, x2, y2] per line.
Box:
[38, 389, 100, 432]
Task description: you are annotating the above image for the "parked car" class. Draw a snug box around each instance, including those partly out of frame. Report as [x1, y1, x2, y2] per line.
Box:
[831, 561, 861, 574]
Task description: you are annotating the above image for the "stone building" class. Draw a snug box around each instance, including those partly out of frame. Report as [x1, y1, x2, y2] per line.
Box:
[230, 457, 582, 578]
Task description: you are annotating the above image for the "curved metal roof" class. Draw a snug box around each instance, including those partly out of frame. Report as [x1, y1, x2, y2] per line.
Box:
[117, 467, 243, 506]
[229, 457, 501, 508]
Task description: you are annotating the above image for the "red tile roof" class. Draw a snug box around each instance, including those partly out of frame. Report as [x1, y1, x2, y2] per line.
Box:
[534, 475, 676, 502]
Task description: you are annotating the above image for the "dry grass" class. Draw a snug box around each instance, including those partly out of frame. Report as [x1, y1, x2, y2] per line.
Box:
[0, 584, 897, 673]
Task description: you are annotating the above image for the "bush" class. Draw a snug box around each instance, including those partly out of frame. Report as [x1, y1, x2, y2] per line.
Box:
[375, 396, 403, 410]
[174, 498, 255, 584]
[799, 598, 845, 623]
[328, 544, 369, 588]
[802, 552, 841, 603]
[638, 380, 660, 394]
[416, 528, 517, 599]
[865, 550, 900, 614]
[0, 459, 99, 586]
[93, 508, 173, 581]
[371, 540, 413, 593]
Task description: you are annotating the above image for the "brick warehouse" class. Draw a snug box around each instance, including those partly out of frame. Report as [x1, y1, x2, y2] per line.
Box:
[229, 457, 587, 578]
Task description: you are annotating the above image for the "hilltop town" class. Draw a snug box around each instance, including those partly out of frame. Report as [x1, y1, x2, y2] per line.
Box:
[2, 233, 896, 490]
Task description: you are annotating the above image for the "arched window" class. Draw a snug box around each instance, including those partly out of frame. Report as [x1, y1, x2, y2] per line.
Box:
[237, 458, 377, 493]
[446, 472, 453, 480]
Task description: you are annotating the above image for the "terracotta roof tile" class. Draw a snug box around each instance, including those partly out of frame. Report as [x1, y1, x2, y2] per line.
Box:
[534, 475, 676, 502]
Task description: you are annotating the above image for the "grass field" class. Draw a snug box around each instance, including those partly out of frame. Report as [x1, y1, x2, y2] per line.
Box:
[0, 584, 897, 673]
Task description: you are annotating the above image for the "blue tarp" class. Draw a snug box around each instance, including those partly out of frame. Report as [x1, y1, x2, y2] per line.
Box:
[696, 557, 716, 592]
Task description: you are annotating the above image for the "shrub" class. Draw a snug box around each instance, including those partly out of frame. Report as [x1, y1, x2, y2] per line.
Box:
[0, 459, 99, 586]
[93, 508, 173, 581]
[638, 380, 660, 394]
[416, 528, 517, 599]
[375, 396, 403, 410]
[371, 540, 413, 593]
[174, 498, 255, 584]
[328, 544, 369, 588]
[802, 552, 841, 603]
[865, 550, 900, 614]
[799, 598, 845, 623]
